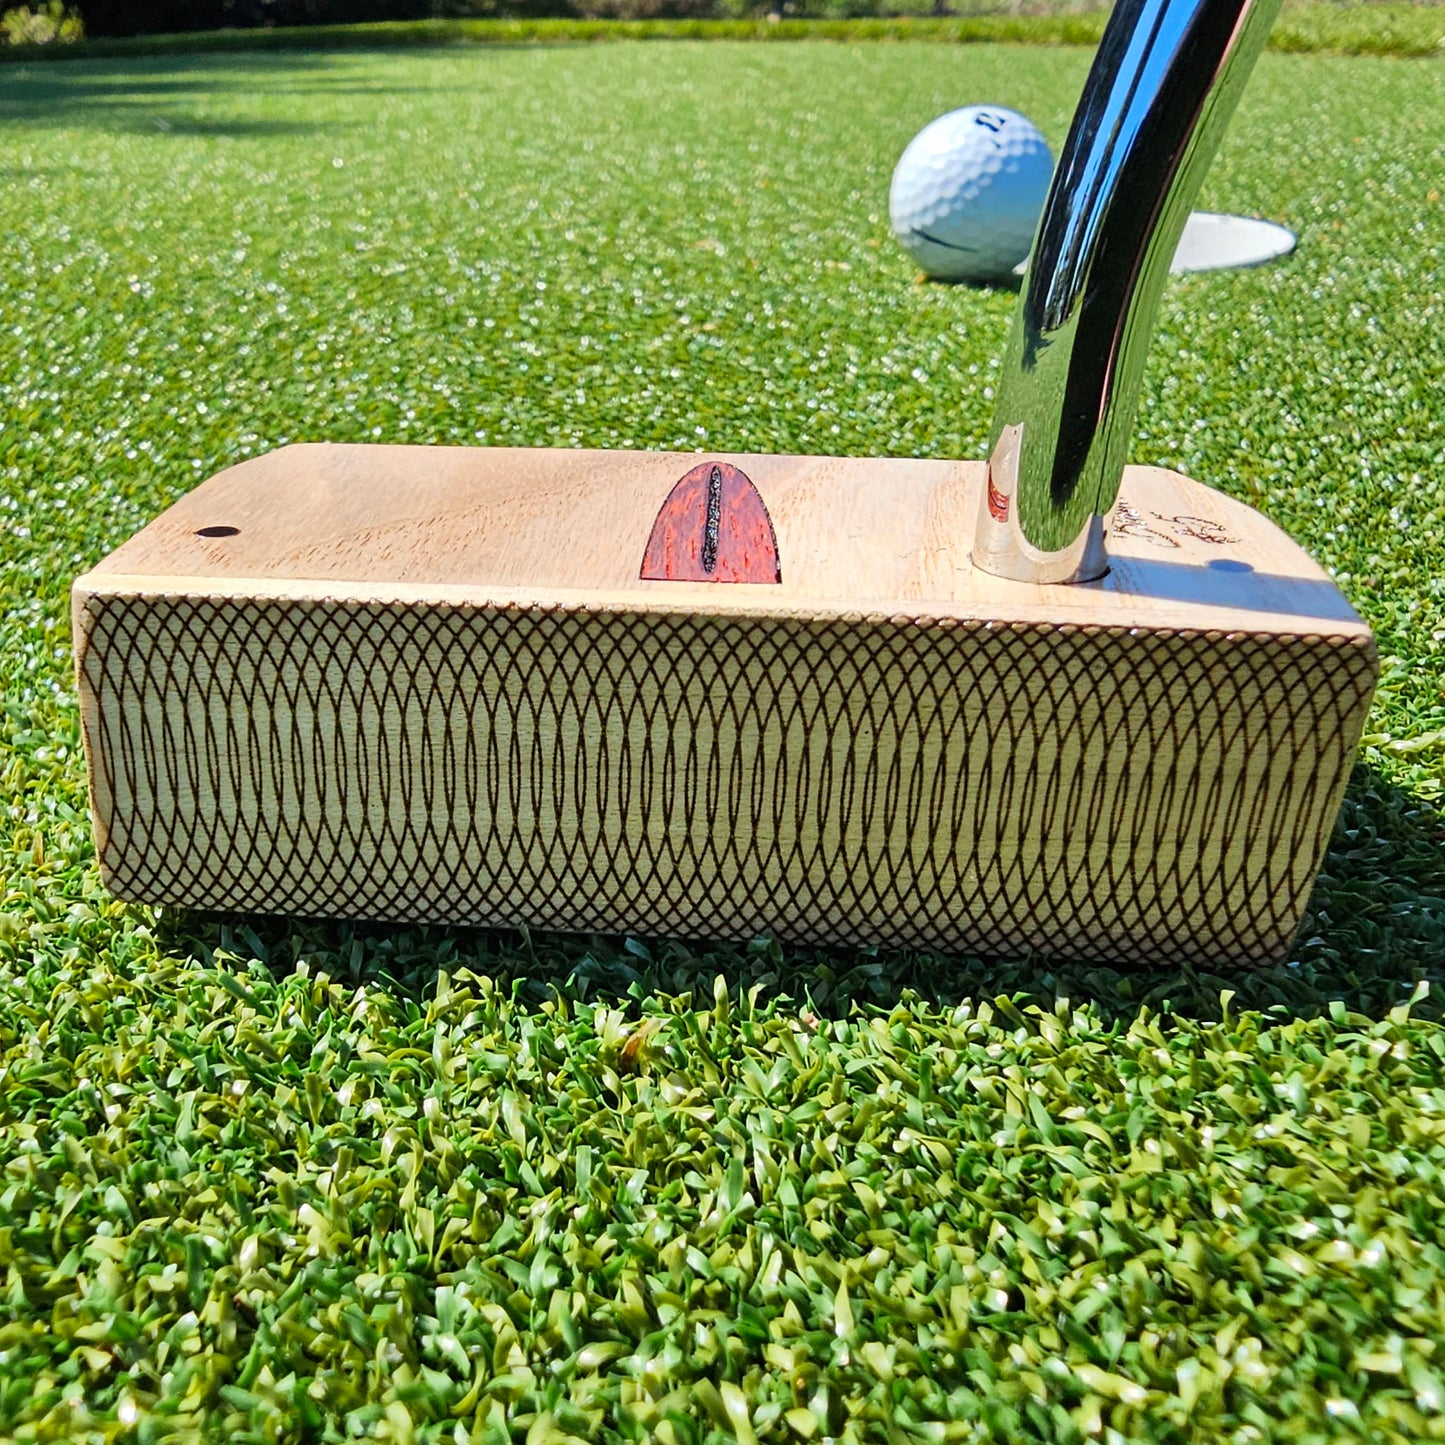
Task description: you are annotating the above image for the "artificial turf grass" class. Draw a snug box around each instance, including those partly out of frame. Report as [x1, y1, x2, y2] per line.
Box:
[0, 38, 1443, 1442]
[2, 4, 1444, 64]
[4, 938, 1445, 1443]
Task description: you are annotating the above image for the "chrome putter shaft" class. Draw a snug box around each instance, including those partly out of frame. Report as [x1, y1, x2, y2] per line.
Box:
[973, 0, 1282, 584]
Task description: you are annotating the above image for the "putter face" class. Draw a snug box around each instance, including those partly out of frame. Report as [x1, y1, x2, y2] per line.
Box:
[71, 443, 1376, 967]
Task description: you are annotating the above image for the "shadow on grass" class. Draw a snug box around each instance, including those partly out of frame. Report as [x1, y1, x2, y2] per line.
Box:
[0, 51, 456, 138]
[158, 761, 1445, 1027]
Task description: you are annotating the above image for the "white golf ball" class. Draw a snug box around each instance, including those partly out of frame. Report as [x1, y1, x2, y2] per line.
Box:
[889, 106, 1054, 284]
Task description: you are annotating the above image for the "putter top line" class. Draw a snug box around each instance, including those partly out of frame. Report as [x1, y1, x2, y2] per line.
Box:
[75, 444, 1365, 641]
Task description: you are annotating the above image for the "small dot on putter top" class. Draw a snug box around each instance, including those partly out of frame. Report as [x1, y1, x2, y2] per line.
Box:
[1207, 558, 1252, 573]
[196, 525, 240, 538]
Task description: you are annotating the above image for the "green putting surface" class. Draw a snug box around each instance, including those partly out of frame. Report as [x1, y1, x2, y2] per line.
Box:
[1, 41, 1444, 1442]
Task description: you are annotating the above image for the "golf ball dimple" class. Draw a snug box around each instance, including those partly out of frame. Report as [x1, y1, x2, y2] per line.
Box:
[889, 106, 1054, 284]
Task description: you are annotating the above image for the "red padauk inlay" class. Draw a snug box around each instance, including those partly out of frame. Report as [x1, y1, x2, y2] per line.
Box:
[640, 461, 781, 584]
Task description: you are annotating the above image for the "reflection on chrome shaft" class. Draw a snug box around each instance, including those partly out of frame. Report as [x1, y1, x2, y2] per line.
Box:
[972, 0, 1281, 584]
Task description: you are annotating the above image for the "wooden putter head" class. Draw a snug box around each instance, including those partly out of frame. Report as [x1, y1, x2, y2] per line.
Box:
[71, 0, 1376, 968]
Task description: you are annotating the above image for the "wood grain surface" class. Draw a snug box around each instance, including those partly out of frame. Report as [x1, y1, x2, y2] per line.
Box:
[73, 444, 1377, 966]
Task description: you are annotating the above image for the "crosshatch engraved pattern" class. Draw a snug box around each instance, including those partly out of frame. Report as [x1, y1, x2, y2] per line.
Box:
[76, 591, 1377, 966]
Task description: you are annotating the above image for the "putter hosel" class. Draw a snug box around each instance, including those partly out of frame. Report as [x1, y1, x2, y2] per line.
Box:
[973, 0, 1282, 584]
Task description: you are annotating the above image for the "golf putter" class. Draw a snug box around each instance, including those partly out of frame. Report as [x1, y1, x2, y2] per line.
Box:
[72, 0, 1376, 967]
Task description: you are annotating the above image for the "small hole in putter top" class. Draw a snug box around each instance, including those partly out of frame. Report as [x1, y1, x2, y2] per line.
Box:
[196, 525, 240, 538]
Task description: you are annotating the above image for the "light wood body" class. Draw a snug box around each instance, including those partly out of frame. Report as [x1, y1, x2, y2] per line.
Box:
[72, 444, 1377, 966]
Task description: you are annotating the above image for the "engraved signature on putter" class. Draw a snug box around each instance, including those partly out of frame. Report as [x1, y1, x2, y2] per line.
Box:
[1113, 500, 1240, 549]
[71, 0, 1377, 967]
